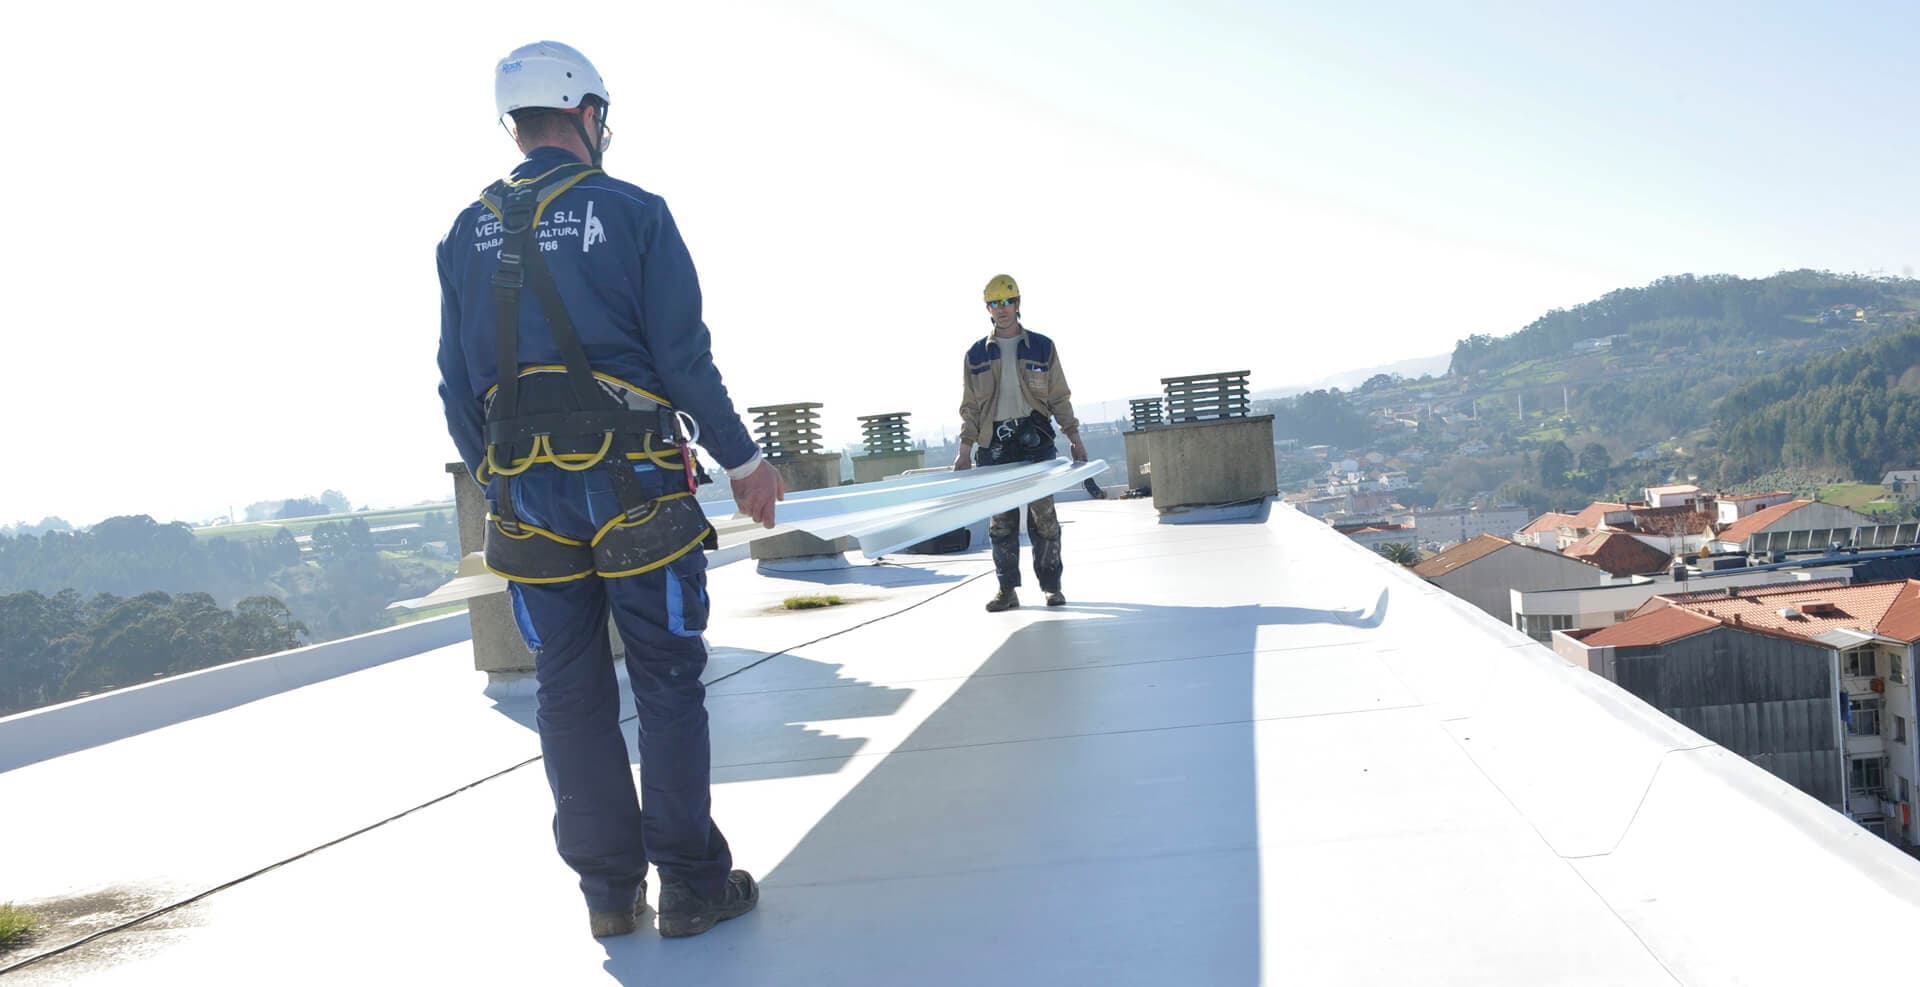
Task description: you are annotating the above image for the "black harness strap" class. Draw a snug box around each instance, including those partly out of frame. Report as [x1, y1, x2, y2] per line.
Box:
[483, 163, 677, 528]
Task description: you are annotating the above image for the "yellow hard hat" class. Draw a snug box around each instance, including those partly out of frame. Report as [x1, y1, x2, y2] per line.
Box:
[983, 274, 1020, 303]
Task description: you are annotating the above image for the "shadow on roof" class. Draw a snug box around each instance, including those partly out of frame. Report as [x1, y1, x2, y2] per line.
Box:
[594, 590, 1391, 983]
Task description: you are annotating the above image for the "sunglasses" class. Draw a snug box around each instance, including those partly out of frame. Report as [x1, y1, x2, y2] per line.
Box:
[987, 297, 1020, 309]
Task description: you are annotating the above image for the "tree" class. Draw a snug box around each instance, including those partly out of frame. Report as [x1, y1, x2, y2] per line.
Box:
[1377, 542, 1421, 566]
[1578, 443, 1612, 476]
[320, 490, 353, 514]
[1538, 441, 1575, 488]
[276, 498, 329, 520]
[227, 596, 308, 656]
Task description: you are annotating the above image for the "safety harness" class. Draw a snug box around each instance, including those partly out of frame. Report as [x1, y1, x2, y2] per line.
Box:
[477, 163, 715, 583]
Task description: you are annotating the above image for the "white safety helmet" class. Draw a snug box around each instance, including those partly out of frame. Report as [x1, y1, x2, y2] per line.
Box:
[495, 41, 609, 118]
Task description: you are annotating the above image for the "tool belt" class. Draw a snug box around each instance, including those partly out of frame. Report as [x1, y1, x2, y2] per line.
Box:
[475, 163, 715, 584]
[978, 410, 1058, 467]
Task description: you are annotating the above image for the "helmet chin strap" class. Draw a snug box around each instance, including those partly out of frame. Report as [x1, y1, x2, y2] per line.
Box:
[568, 106, 606, 167]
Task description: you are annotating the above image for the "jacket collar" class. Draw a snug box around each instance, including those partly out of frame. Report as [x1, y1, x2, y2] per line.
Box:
[983, 325, 1028, 355]
[511, 145, 591, 182]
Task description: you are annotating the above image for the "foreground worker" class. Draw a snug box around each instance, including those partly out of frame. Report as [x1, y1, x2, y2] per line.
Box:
[435, 41, 781, 939]
[953, 274, 1088, 611]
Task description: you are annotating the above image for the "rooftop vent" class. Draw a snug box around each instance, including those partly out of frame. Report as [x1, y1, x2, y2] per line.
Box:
[1778, 606, 1803, 620]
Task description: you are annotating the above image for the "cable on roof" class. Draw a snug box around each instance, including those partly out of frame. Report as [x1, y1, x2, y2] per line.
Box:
[0, 563, 992, 976]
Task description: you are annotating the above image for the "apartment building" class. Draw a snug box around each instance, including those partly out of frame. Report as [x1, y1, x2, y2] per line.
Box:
[1557, 580, 1920, 844]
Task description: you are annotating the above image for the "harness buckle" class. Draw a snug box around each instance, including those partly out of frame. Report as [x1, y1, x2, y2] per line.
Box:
[492, 251, 525, 292]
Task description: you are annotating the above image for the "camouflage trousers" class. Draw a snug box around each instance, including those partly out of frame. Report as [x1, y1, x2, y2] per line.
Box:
[988, 495, 1062, 592]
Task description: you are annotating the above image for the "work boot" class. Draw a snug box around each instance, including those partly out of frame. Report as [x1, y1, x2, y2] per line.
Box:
[658, 870, 759, 939]
[588, 882, 649, 938]
[1044, 590, 1066, 607]
[986, 587, 1020, 613]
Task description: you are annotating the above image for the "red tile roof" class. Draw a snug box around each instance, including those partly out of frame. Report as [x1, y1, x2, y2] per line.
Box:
[1591, 579, 1920, 648]
[1568, 502, 1631, 530]
[1521, 512, 1575, 536]
[1410, 534, 1514, 578]
[1564, 531, 1673, 577]
[1652, 578, 1853, 611]
[1581, 607, 1722, 647]
[1622, 505, 1716, 537]
[1677, 581, 1919, 643]
[1712, 499, 1812, 546]
[1873, 582, 1920, 641]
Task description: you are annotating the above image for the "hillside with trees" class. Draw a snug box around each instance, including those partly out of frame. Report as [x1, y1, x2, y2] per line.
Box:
[1714, 327, 1920, 483]
[1281, 270, 1920, 519]
[0, 511, 456, 716]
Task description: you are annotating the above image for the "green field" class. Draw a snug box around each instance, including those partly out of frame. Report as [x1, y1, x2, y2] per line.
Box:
[1819, 482, 1904, 516]
[193, 503, 456, 543]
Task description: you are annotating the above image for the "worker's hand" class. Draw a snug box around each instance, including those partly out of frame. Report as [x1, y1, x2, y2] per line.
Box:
[952, 447, 973, 471]
[731, 460, 784, 529]
[1069, 438, 1089, 463]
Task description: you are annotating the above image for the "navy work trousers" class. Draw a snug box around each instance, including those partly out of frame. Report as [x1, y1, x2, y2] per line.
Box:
[499, 463, 732, 911]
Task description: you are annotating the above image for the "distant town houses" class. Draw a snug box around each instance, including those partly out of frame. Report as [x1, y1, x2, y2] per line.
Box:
[1410, 535, 1607, 624]
[1413, 505, 1531, 548]
[1332, 521, 1417, 552]
[1884, 471, 1920, 498]
[1367, 475, 1920, 848]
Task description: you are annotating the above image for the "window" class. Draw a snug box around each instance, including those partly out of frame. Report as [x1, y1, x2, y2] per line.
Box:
[1893, 654, 1907, 685]
[1851, 696, 1882, 737]
[1519, 613, 1574, 642]
[1846, 649, 1876, 678]
[1851, 756, 1888, 796]
[1902, 777, 1911, 805]
[1900, 716, 1910, 745]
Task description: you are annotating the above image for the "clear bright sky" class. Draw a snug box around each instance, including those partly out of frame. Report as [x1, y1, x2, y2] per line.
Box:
[7, 1, 1916, 528]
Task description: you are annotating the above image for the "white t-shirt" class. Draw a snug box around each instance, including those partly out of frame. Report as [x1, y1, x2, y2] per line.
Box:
[993, 334, 1033, 422]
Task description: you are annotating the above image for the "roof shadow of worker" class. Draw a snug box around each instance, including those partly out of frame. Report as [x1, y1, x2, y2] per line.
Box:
[483, 642, 919, 786]
[597, 588, 1393, 984]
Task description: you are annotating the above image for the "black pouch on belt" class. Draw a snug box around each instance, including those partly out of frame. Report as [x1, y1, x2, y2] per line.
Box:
[484, 517, 597, 583]
[591, 491, 714, 578]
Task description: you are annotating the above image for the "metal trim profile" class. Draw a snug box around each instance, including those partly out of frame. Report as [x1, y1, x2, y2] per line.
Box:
[392, 459, 1108, 608]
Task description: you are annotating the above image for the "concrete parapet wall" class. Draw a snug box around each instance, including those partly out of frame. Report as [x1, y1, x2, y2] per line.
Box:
[448, 463, 538, 674]
[1142, 416, 1277, 510]
[852, 450, 925, 484]
[0, 614, 471, 773]
[1121, 430, 1155, 493]
[770, 452, 844, 494]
